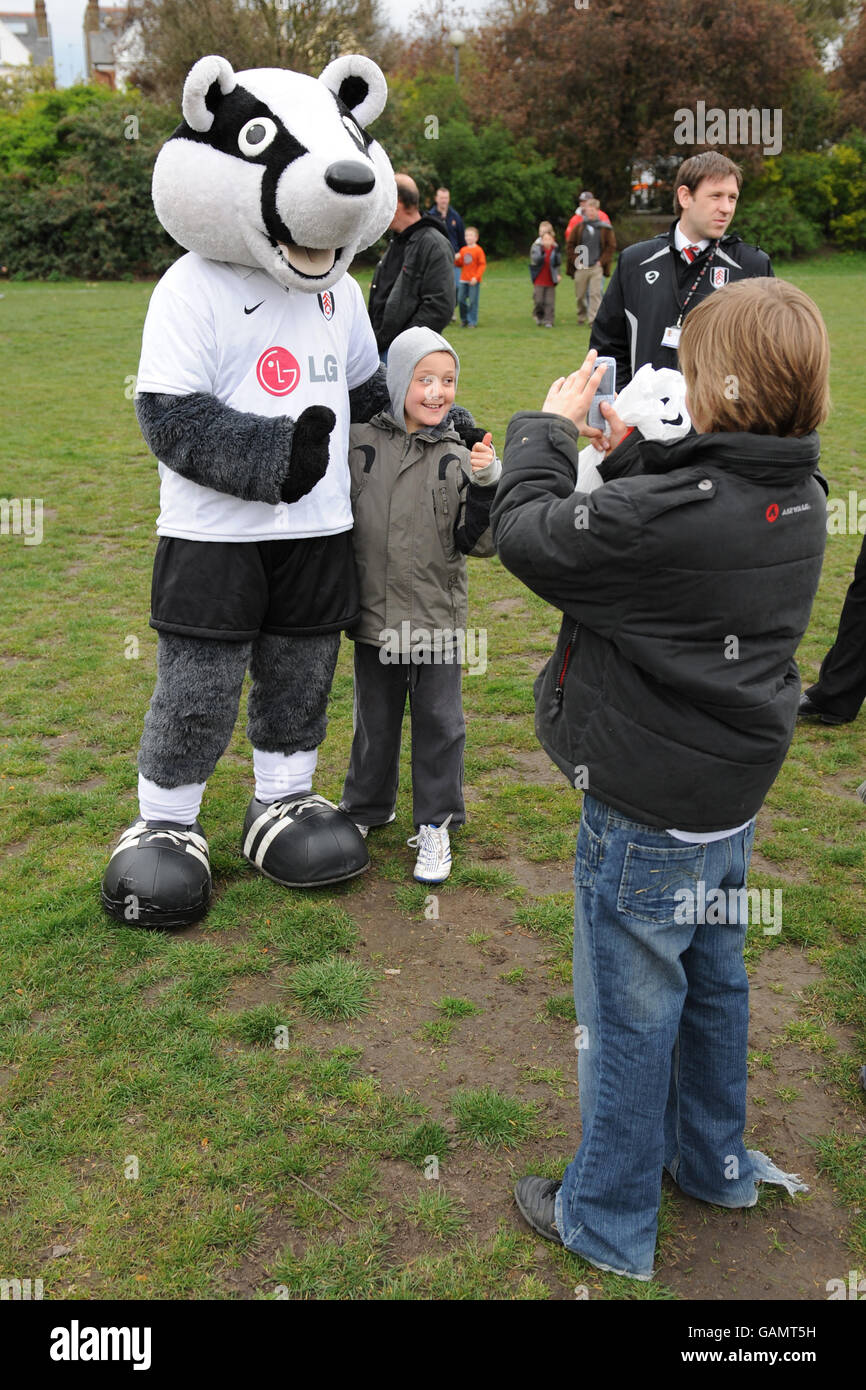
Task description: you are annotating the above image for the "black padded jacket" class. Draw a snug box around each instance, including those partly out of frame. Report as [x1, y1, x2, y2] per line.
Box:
[491, 413, 827, 833]
[368, 216, 456, 352]
[590, 222, 773, 390]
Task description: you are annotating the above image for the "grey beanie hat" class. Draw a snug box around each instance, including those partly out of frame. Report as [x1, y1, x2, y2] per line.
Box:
[386, 325, 459, 423]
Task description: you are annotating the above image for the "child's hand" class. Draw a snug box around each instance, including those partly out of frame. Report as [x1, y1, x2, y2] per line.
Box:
[541, 351, 606, 428]
[590, 400, 631, 454]
[470, 432, 495, 472]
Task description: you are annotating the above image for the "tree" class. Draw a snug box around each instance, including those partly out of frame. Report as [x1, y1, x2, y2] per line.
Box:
[454, 0, 821, 210]
[831, 3, 866, 133]
[124, 0, 387, 103]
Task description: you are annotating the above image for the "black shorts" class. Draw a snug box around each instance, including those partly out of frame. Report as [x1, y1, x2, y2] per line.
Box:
[149, 533, 359, 640]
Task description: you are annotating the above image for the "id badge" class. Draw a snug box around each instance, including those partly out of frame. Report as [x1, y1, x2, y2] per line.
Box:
[661, 324, 682, 349]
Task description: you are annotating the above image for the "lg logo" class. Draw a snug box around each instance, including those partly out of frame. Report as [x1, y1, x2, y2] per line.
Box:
[256, 346, 300, 396]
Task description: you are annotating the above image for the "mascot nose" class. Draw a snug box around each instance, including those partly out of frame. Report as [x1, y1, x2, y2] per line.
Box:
[325, 160, 376, 196]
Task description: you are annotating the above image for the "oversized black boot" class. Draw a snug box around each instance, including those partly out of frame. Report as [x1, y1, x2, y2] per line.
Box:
[241, 793, 369, 887]
[101, 819, 211, 928]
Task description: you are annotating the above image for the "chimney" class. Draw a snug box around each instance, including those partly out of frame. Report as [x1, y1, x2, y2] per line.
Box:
[35, 0, 48, 39]
[85, 1, 100, 32]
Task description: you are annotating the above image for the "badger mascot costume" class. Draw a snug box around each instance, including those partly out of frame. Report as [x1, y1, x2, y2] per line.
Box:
[102, 55, 413, 927]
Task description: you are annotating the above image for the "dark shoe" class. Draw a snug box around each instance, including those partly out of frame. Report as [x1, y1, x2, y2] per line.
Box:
[514, 1176, 563, 1245]
[101, 819, 211, 929]
[798, 694, 849, 726]
[242, 793, 369, 887]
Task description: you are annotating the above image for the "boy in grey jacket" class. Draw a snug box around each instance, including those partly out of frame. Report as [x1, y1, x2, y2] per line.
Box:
[340, 326, 500, 882]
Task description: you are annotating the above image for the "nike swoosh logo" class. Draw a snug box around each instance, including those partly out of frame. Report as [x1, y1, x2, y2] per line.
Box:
[244, 301, 265, 315]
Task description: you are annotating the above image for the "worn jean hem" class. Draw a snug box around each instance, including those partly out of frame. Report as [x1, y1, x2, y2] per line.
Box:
[554, 1187, 654, 1281]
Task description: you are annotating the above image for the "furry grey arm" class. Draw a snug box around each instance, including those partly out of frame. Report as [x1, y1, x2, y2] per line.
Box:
[135, 393, 335, 506]
[349, 367, 389, 423]
[135, 391, 314, 505]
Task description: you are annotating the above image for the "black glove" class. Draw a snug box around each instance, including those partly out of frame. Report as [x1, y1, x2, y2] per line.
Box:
[281, 406, 336, 504]
[448, 405, 487, 450]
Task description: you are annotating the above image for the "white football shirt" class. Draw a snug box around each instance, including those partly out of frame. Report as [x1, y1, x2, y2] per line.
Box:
[136, 253, 380, 541]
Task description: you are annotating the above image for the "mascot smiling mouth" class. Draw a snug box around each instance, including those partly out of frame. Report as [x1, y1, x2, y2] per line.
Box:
[272, 239, 343, 278]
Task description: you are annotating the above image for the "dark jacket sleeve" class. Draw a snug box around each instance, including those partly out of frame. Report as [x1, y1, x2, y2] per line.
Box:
[377, 228, 456, 349]
[589, 259, 633, 391]
[491, 411, 642, 627]
[454, 469, 497, 557]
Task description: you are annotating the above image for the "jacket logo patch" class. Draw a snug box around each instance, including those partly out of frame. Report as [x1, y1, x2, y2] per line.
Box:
[766, 503, 780, 523]
[256, 345, 300, 396]
[711, 267, 729, 288]
[645, 270, 660, 284]
[317, 290, 335, 320]
[358, 444, 376, 473]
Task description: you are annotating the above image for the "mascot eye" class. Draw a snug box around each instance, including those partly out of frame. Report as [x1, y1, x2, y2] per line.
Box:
[341, 113, 366, 151]
[238, 117, 278, 157]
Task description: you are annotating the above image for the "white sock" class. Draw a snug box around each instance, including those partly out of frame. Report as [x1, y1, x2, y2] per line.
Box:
[253, 747, 318, 804]
[138, 774, 207, 826]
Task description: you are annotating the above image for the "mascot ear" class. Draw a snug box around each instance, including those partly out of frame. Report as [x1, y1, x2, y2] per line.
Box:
[182, 55, 237, 133]
[319, 55, 387, 129]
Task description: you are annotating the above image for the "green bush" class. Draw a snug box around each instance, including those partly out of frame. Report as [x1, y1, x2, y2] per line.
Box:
[738, 132, 866, 253]
[0, 84, 178, 279]
[733, 191, 823, 258]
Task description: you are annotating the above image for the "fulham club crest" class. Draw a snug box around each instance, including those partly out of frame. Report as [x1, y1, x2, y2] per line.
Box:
[317, 290, 335, 320]
[710, 267, 729, 289]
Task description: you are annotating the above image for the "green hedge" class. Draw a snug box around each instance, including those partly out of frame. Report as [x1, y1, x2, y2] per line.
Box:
[736, 132, 866, 257]
[0, 85, 178, 279]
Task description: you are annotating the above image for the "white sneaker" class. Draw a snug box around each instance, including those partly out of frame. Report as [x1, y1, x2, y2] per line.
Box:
[408, 814, 453, 882]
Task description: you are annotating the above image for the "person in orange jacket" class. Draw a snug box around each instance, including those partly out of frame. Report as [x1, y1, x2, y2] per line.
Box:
[454, 226, 487, 328]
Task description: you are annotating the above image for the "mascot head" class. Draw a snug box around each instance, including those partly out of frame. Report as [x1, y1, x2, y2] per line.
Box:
[152, 54, 397, 294]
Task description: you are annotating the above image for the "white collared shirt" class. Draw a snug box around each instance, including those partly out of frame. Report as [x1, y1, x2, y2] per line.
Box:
[674, 222, 710, 257]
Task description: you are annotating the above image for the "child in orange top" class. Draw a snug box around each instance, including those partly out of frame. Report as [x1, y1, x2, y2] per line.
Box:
[455, 226, 487, 328]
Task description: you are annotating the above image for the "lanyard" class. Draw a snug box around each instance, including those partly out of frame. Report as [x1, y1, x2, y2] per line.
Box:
[675, 240, 720, 327]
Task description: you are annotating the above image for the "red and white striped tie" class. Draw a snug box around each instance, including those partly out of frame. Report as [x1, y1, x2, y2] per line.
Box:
[682, 243, 702, 264]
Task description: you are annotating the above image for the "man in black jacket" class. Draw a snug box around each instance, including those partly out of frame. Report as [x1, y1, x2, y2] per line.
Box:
[367, 174, 455, 361]
[493, 280, 829, 1281]
[590, 152, 772, 389]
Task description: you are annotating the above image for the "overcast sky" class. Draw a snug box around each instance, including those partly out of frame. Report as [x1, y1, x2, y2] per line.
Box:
[380, 0, 495, 33]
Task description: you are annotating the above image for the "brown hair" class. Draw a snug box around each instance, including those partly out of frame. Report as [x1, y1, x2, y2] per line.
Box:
[678, 278, 830, 437]
[673, 152, 742, 213]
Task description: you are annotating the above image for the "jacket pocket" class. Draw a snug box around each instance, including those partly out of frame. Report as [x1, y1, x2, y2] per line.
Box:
[432, 485, 458, 562]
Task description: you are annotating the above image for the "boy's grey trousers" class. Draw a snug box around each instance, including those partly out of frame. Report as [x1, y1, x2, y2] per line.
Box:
[341, 640, 466, 831]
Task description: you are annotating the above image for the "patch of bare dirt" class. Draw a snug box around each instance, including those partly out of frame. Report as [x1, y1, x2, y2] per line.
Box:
[657, 948, 860, 1299]
[506, 749, 564, 786]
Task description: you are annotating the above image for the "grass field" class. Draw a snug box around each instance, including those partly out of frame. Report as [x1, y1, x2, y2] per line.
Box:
[1, 252, 864, 1301]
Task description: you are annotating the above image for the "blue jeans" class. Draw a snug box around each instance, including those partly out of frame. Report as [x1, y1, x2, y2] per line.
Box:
[457, 281, 480, 326]
[555, 793, 760, 1279]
